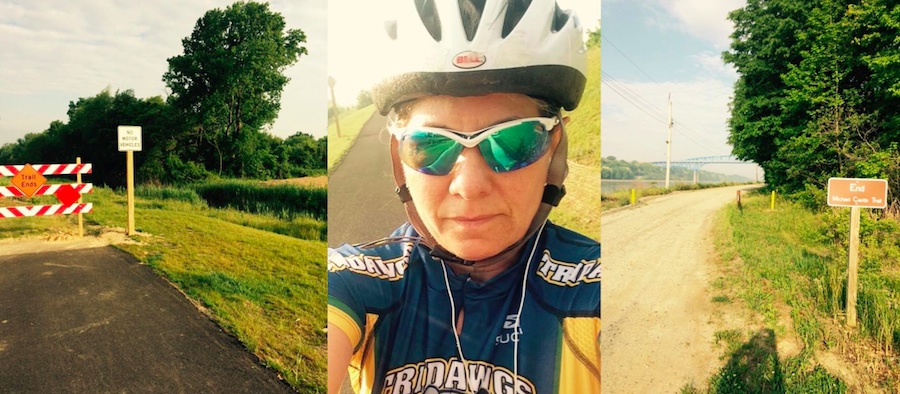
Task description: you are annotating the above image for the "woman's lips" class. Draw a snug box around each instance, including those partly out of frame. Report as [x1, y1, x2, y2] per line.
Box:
[446, 214, 498, 228]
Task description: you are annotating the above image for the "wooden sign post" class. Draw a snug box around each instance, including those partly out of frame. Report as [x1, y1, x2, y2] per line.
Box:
[118, 126, 142, 235]
[827, 177, 889, 327]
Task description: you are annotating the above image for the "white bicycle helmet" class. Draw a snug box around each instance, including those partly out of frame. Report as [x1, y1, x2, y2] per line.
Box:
[369, 0, 588, 268]
[372, 0, 588, 115]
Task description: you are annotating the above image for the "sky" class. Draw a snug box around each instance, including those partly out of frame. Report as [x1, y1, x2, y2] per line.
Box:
[601, 0, 761, 179]
[327, 0, 602, 108]
[0, 0, 328, 146]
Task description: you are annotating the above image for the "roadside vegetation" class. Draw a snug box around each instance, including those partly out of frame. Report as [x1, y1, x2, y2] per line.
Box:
[545, 35, 600, 241]
[689, 191, 900, 392]
[601, 182, 752, 211]
[326, 104, 376, 171]
[0, 183, 327, 392]
[689, 1, 900, 391]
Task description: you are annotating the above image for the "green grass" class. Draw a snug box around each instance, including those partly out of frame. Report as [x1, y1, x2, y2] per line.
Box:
[546, 46, 600, 239]
[566, 45, 600, 168]
[549, 162, 599, 241]
[327, 104, 376, 171]
[700, 191, 900, 392]
[0, 187, 327, 392]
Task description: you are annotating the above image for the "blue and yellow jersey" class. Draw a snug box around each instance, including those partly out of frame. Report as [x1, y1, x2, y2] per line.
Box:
[328, 222, 600, 394]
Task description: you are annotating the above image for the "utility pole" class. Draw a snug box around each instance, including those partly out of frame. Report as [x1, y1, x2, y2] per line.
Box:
[665, 94, 673, 189]
[329, 76, 342, 138]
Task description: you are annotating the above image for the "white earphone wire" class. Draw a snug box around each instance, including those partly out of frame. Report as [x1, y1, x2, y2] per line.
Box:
[440, 219, 548, 394]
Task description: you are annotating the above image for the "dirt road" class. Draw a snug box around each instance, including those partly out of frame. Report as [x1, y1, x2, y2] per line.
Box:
[601, 185, 760, 393]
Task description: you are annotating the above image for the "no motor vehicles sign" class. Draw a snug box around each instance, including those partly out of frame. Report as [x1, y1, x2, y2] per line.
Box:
[117, 126, 142, 152]
[827, 178, 888, 209]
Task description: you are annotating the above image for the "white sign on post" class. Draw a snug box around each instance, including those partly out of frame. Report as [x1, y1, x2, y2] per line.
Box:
[117, 126, 143, 152]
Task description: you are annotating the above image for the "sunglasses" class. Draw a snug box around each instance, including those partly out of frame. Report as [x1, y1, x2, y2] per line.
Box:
[390, 117, 558, 175]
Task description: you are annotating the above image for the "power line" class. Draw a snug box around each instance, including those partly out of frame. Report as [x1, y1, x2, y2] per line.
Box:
[602, 34, 661, 85]
[603, 34, 733, 156]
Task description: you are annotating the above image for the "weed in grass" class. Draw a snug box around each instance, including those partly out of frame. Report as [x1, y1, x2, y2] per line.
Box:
[711, 277, 727, 290]
[713, 295, 731, 304]
[679, 383, 703, 394]
[781, 352, 848, 393]
[714, 329, 745, 355]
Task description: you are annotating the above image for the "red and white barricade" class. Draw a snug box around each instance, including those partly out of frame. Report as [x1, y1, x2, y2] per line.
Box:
[0, 162, 93, 219]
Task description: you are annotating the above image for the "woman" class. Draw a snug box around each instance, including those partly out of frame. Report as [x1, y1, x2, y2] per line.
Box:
[328, 1, 600, 393]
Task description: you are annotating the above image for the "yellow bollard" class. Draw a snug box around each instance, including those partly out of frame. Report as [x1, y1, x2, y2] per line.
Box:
[771, 190, 775, 210]
[631, 189, 636, 205]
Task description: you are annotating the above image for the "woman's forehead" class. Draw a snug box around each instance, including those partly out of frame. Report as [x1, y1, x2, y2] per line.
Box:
[406, 93, 541, 129]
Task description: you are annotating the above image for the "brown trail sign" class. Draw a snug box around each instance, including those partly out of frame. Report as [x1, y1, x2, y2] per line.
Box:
[827, 177, 890, 327]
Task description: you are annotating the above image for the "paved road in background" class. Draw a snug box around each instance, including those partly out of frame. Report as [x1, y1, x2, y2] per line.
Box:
[0, 245, 293, 393]
[601, 185, 762, 393]
[328, 112, 407, 248]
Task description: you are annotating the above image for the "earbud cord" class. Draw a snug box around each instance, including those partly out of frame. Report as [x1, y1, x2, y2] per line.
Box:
[439, 220, 547, 394]
[514, 220, 546, 388]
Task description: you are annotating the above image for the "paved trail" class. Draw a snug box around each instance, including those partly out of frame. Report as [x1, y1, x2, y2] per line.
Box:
[327, 112, 406, 248]
[601, 185, 760, 393]
[0, 242, 293, 393]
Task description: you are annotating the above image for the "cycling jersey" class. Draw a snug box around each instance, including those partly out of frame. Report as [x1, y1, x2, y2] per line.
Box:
[328, 222, 600, 394]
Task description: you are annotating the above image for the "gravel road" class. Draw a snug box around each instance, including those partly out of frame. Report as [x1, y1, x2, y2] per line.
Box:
[601, 185, 761, 393]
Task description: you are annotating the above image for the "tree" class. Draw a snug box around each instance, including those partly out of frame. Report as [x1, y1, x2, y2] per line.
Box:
[163, 1, 307, 176]
[356, 90, 373, 109]
[586, 25, 600, 49]
[724, 0, 900, 202]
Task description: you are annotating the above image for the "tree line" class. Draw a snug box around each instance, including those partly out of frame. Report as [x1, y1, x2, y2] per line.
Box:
[0, 1, 324, 188]
[725, 0, 900, 204]
[601, 156, 750, 183]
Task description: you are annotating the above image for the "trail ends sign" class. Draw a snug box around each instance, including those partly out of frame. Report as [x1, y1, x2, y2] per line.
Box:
[117, 126, 142, 152]
[10, 164, 47, 198]
[827, 177, 888, 209]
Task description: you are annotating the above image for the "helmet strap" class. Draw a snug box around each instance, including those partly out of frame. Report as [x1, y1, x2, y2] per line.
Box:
[389, 114, 569, 273]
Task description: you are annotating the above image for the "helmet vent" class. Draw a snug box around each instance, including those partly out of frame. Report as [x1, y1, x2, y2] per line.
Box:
[415, 0, 442, 42]
[501, 0, 532, 38]
[459, 0, 486, 41]
[551, 3, 570, 33]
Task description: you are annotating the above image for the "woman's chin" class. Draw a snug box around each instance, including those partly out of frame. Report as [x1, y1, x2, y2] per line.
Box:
[439, 238, 506, 262]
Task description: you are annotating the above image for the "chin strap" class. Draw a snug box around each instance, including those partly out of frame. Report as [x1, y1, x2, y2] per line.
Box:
[387, 115, 569, 272]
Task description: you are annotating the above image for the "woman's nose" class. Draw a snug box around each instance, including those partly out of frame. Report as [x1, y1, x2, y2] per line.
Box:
[447, 147, 493, 200]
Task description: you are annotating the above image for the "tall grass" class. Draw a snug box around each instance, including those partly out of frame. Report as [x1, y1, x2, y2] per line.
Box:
[713, 191, 900, 390]
[192, 179, 326, 222]
[136, 185, 204, 205]
[565, 45, 600, 167]
[136, 183, 326, 241]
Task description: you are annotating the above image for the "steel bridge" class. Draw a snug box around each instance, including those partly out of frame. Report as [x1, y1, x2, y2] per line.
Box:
[650, 155, 754, 183]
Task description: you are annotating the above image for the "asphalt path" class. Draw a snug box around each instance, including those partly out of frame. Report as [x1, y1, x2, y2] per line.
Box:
[0, 244, 294, 393]
[327, 112, 407, 247]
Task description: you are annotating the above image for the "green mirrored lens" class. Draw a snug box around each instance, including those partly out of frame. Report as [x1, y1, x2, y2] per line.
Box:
[478, 121, 550, 172]
[399, 131, 464, 175]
